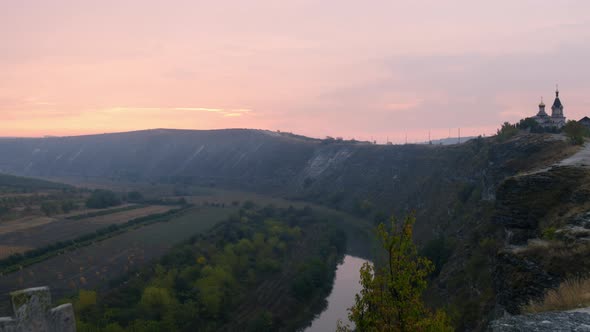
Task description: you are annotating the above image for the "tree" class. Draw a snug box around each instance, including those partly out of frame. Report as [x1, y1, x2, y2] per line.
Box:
[517, 117, 543, 133]
[563, 120, 590, 145]
[140, 287, 174, 319]
[86, 190, 121, 209]
[496, 122, 518, 142]
[341, 214, 453, 332]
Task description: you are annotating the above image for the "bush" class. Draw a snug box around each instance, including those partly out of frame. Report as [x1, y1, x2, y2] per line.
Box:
[517, 118, 543, 133]
[86, 190, 121, 209]
[496, 122, 519, 141]
[563, 120, 590, 145]
[523, 277, 590, 313]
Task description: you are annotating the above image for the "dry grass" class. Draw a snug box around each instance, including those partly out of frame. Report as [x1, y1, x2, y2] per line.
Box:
[0, 216, 56, 235]
[523, 277, 590, 313]
[0, 245, 32, 259]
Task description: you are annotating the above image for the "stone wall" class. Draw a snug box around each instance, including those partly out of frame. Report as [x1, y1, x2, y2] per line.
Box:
[0, 287, 75, 332]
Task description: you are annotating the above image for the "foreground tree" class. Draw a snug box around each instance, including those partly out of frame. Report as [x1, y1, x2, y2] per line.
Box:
[338, 214, 453, 332]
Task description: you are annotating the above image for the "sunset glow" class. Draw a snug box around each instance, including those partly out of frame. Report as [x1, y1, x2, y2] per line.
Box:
[2, 0, 590, 142]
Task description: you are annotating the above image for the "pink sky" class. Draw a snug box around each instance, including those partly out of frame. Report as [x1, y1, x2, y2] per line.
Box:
[2, 0, 590, 143]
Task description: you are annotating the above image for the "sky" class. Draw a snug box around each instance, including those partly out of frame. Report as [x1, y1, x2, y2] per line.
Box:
[2, 0, 590, 143]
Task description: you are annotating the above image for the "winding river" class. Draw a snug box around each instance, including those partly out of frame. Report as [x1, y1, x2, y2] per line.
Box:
[305, 255, 370, 332]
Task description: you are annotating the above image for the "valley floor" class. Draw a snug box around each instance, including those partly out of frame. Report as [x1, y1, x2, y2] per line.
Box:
[0, 185, 373, 321]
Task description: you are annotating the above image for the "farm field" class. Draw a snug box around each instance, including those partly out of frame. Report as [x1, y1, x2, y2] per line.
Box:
[0, 205, 178, 257]
[0, 205, 237, 314]
[0, 203, 139, 235]
[67, 205, 175, 224]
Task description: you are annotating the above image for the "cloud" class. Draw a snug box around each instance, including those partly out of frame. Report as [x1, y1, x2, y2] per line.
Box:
[89, 107, 253, 117]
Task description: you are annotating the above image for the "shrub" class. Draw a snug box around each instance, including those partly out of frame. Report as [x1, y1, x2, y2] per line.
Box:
[496, 122, 519, 142]
[563, 120, 590, 145]
[523, 277, 590, 313]
[86, 190, 121, 209]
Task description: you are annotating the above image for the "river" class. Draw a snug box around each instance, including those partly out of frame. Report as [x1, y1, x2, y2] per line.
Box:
[304, 255, 370, 332]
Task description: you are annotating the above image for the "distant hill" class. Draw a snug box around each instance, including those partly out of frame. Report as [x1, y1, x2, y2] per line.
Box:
[0, 173, 71, 191]
[418, 136, 477, 145]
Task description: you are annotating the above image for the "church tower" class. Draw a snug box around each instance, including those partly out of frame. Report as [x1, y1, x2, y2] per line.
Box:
[537, 98, 547, 117]
[550, 85, 566, 127]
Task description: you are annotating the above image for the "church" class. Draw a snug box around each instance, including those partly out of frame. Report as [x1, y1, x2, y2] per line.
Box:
[532, 87, 566, 128]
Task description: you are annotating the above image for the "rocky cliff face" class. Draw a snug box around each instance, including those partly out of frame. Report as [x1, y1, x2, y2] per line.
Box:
[493, 163, 590, 315]
[489, 310, 590, 331]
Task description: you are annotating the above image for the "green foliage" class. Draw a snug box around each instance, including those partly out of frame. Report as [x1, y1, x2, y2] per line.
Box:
[75, 290, 97, 313]
[421, 236, 454, 277]
[247, 310, 273, 332]
[140, 287, 175, 319]
[291, 258, 334, 300]
[563, 120, 590, 145]
[75, 205, 346, 331]
[496, 122, 519, 142]
[86, 190, 122, 209]
[542, 226, 558, 240]
[517, 117, 552, 133]
[345, 215, 453, 332]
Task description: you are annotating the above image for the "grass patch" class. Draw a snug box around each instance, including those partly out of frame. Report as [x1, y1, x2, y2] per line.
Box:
[523, 277, 590, 313]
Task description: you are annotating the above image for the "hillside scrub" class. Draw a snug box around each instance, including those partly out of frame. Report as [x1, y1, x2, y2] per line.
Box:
[86, 189, 122, 209]
[496, 122, 519, 142]
[563, 120, 590, 145]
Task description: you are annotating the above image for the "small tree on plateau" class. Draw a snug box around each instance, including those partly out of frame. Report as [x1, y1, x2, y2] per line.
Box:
[338, 214, 453, 332]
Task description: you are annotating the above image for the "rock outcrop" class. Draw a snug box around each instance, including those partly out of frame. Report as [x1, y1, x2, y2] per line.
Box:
[0, 287, 75, 332]
[489, 311, 590, 331]
[493, 164, 590, 314]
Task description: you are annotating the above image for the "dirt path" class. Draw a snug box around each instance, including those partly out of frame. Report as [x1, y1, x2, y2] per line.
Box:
[557, 142, 590, 168]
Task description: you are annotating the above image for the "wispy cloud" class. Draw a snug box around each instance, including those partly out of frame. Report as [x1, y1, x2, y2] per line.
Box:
[100, 107, 252, 117]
